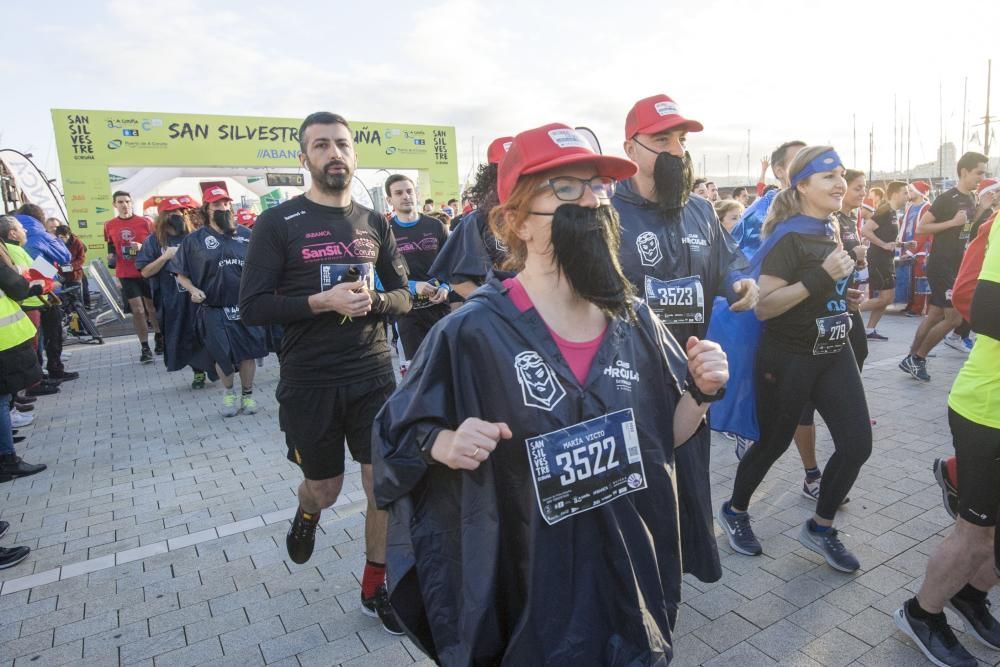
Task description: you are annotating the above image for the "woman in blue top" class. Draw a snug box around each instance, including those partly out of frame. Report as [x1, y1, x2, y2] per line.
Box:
[717, 146, 873, 573]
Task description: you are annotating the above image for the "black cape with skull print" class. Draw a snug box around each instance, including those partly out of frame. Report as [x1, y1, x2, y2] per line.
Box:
[613, 178, 748, 585]
[373, 278, 690, 667]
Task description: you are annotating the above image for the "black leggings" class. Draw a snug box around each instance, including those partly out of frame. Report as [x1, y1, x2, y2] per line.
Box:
[799, 311, 867, 426]
[731, 337, 872, 520]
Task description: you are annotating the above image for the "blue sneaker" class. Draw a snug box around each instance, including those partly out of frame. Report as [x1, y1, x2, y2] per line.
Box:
[962, 337, 974, 352]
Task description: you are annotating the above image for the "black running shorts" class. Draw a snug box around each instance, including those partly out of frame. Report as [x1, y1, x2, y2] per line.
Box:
[277, 374, 396, 480]
[949, 407, 1000, 527]
[120, 277, 151, 301]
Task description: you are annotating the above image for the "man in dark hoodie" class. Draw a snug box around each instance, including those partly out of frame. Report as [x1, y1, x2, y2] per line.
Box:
[613, 94, 757, 584]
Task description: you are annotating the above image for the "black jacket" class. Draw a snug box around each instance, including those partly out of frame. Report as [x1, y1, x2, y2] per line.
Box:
[374, 279, 689, 666]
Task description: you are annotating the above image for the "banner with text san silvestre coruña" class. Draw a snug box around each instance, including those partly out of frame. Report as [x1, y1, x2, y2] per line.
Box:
[52, 109, 458, 253]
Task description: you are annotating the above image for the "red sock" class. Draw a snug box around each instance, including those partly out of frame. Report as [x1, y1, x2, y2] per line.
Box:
[945, 456, 958, 486]
[361, 560, 385, 599]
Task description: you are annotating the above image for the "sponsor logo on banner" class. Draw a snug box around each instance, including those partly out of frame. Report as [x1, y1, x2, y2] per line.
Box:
[107, 140, 122, 150]
[514, 351, 566, 411]
[636, 231, 662, 266]
[0, 149, 69, 222]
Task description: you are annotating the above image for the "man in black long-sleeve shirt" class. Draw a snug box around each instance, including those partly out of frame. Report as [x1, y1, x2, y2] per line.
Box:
[240, 112, 411, 633]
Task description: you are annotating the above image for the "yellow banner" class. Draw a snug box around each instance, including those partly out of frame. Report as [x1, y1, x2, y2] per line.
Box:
[52, 109, 458, 252]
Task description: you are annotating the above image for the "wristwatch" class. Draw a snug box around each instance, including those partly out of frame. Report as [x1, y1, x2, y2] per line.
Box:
[371, 290, 385, 312]
[686, 378, 726, 405]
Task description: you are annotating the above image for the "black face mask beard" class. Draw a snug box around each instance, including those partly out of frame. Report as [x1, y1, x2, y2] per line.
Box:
[212, 209, 236, 235]
[166, 213, 185, 236]
[549, 204, 635, 320]
[652, 150, 694, 211]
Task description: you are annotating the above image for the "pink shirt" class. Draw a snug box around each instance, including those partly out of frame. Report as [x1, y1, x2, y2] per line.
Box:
[504, 278, 606, 385]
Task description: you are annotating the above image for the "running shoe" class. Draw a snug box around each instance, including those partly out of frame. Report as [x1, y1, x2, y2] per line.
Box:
[944, 333, 969, 354]
[220, 390, 240, 418]
[801, 474, 849, 505]
[962, 337, 974, 352]
[139, 346, 154, 364]
[947, 594, 1000, 650]
[361, 583, 405, 635]
[154, 333, 164, 355]
[191, 372, 206, 390]
[900, 355, 931, 382]
[285, 507, 319, 564]
[12, 403, 33, 413]
[894, 601, 977, 667]
[241, 395, 259, 415]
[717, 502, 762, 556]
[735, 436, 753, 461]
[798, 521, 859, 572]
[932, 458, 958, 520]
[0, 454, 46, 482]
[48, 370, 79, 382]
[25, 382, 59, 397]
[866, 330, 888, 341]
[722, 432, 737, 441]
[0, 546, 30, 570]
[9, 409, 33, 429]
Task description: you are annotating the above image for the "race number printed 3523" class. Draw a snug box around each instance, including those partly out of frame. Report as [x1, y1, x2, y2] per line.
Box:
[644, 275, 705, 324]
[525, 409, 646, 526]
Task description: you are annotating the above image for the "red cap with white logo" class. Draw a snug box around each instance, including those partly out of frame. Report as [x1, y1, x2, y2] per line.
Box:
[625, 94, 704, 138]
[487, 136, 515, 165]
[203, 186, 232, 204]
[498, 123, 637, 203]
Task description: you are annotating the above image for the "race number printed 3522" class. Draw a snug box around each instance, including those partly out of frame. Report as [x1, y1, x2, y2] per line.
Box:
[525, 409, 646, 526]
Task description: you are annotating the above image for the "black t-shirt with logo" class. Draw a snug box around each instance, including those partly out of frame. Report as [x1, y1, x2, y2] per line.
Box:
[240, 196, 409, 387]
[868, 204, 899, 266]
[169, 226, 251, 307]
[927, 187, 977, 273]
[834, 210, 860, 257]
[761, 232, 850, 354]
[392, 214, 449, 283]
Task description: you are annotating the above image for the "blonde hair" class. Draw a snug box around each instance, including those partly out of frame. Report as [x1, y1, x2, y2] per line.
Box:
[714, 199, 744, 224]
[762, 145, 837, 237]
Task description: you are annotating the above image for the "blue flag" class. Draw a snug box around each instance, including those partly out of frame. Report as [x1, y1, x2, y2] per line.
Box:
[707, 215, 834, 440]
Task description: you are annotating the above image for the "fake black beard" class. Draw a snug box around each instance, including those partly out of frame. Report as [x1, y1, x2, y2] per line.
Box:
[652, 150, 694, 211]
[212, 210, 236, 235]
[549, 204, 635, 320]
[166, 214, 185, 236]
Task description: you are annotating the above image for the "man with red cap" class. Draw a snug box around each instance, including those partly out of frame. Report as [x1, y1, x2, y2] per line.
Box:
[375, 121, 728, 663]
[171, 184, 267, 415]
[613, 94, 756, 584]
[104, 190, 160, 362]
[428, 136, 513, 299]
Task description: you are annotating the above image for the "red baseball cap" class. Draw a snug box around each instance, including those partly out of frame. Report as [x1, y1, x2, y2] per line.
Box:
[625, 94, 704, 139]
[203, 186, 232, 204]
[487, 136, 514, 165]
[236, 209, 257, 227]
[909, 181, 931, 196]
[977, 178, 1000, 197]
[498, 123, 637, 203]
[158, 195, 199, 214]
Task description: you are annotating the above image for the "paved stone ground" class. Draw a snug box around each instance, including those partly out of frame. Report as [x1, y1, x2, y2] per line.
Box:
[0, 313, 997, 666]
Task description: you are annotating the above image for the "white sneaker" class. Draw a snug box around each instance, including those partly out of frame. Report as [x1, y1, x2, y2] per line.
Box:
[10, 409, 34, 428]
[219, 390, 240, 418]
[944, 333, 969, 353]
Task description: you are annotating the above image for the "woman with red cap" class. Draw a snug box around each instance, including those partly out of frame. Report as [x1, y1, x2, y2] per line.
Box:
[136, 196, 216, 389]
[374, 123, 728, 665]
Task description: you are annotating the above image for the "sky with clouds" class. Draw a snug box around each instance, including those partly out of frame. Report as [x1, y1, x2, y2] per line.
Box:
[3, 0, 998, 188]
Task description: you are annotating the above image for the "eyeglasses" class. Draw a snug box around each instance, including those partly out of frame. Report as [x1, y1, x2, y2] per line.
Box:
[539, 176, 616, 201]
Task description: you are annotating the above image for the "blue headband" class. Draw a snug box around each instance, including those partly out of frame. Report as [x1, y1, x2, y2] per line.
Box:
[790, 150, 843, 189]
